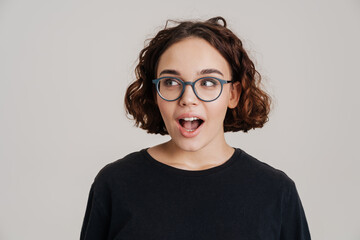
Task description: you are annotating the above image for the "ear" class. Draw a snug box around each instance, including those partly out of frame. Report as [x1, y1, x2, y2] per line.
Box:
[228, 81, 241, 109]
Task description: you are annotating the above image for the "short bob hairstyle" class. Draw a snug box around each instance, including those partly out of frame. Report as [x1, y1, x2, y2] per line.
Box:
[125, 16, 271, 135]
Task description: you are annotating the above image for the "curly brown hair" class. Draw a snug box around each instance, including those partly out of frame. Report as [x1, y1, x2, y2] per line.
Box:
[125, 16, 271, 135]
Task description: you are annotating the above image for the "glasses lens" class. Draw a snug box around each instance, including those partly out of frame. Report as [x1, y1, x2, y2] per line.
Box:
[194, 78, 222, 101]
[158, 77, 183, 101]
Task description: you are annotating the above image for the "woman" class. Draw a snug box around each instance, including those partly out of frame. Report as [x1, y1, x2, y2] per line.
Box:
[80, 16, 311, 239]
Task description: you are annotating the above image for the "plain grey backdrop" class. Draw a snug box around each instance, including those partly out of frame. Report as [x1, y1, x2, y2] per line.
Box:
[1, 0, 359, 239]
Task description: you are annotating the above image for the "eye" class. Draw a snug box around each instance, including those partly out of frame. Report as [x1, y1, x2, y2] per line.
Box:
[163, 78, 180, 86]
[199, 78, 219, 87]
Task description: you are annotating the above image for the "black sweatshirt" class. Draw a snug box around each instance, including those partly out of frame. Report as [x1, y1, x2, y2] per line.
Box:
[80, 148, 311, 240]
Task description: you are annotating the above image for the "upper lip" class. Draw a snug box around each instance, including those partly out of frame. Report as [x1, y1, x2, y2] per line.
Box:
[176, 113, 205, 122]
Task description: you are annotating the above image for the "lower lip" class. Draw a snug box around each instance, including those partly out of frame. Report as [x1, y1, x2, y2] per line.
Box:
[176, 120, 204, 138]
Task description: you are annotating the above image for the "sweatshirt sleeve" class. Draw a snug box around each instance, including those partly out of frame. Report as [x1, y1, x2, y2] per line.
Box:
[80, 183, 110, 240]
[280, 180, 311, 240]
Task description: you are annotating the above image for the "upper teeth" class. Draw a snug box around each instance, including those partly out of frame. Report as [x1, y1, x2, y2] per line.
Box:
[182, 117, 199, 121]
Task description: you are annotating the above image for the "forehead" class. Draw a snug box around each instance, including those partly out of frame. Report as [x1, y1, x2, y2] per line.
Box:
[156, 37, 231, 78]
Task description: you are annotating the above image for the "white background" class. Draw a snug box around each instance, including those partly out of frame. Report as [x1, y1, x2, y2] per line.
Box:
[1, 0, 359, 239]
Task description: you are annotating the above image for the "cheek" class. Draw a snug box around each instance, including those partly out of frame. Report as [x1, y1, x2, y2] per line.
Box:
[156, 98, 173, 123]
[207, 101, 229, 124]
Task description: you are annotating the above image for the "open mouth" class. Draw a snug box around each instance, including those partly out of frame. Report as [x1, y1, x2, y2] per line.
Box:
[178, 117, 204, 132]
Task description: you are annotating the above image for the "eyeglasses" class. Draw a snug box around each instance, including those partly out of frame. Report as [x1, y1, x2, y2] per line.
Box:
[152, 76, 232, 102]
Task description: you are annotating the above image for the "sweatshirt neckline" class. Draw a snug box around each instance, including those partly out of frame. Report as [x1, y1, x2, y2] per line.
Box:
[140, 147, 242, 177]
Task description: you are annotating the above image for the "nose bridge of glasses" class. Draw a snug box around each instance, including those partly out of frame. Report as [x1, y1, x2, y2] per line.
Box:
[183, 81, 193, 85]
[180, 80, 198, 99]
[182, 81, 196, 93]
[182, 81, 195, 88]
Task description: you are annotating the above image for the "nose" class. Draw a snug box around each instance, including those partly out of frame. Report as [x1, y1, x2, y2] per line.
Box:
[179, 84, 199, 106]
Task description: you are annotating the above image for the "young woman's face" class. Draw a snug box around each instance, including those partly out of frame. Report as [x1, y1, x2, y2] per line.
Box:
[156, 37, 240, 152]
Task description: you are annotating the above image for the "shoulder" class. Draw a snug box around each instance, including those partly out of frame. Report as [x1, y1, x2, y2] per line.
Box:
[91, 150, 148, 191]
[235, 149, 310, 238]
[236, 148, 295, 190]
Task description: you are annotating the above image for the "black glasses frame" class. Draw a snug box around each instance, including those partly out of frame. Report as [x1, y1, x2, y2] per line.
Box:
[152, 76, 232, 102]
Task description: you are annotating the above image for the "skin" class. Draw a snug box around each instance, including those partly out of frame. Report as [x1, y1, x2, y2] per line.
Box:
[147, 37, 241, 171]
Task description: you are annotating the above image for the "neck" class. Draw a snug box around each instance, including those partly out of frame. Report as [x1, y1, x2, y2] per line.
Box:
[160, 137, 234, 170]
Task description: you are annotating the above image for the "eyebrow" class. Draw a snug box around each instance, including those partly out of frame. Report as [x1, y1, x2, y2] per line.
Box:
[159, 69, 180, 76]
[199, 68, 224, 76]
[159, 68, 224, 77]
